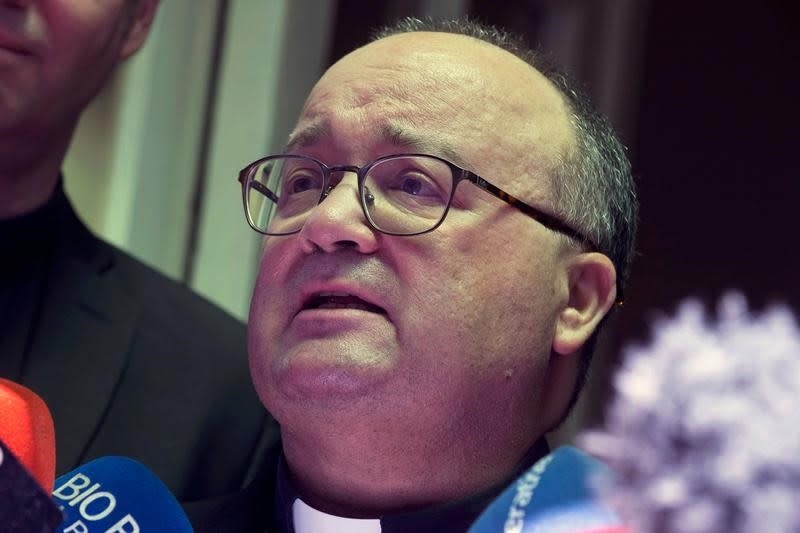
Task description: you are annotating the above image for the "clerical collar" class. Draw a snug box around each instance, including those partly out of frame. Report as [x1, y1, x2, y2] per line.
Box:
[273, 438, 550, 533]
[292, 499, 381, 533]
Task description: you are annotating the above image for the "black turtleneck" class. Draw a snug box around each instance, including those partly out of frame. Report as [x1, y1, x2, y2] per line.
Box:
[0, 181, 63, 379]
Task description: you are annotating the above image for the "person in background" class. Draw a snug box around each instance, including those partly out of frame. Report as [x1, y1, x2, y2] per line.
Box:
[0, 0, 272, 502]
[190, 17, 638, 532]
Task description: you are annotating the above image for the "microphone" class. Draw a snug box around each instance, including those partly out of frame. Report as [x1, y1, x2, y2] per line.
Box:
[0, 378, 56, 492]
[580, 293, 800, 533]
[468, 446, 625, 533]
[0, 437, 64, 532]
[52, 456, 194, 532]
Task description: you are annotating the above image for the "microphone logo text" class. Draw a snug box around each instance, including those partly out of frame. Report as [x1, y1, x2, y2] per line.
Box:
[53, 473, 140, 532]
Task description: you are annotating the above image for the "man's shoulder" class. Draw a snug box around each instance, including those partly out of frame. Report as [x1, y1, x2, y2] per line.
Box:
[44, 188, 265, 501]
[57, 202, 244, 342]
[97, 239, 246, 345]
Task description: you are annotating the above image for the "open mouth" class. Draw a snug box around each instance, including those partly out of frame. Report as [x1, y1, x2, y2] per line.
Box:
[0, 33, 34, 56]
[301, 291, 386, 314]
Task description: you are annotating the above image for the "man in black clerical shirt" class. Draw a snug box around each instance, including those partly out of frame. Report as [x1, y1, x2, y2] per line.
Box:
[219, 18, 638, 533]
[0, 0, 271, 502]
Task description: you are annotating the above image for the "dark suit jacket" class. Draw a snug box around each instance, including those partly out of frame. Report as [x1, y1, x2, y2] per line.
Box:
[0, 183, 274, 502]
[183, 437, 280, 532]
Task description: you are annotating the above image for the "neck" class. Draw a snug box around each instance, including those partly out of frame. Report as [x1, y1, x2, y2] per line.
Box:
[280, 412, 543, 518]
[0, 125, 74, 220]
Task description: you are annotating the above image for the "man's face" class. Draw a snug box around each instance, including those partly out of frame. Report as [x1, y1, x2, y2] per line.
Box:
[249, 33, 581, 459]
[0, 0, 148, 138]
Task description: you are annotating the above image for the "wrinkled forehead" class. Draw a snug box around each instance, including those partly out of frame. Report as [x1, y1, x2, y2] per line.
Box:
[290, 32, 573, 197]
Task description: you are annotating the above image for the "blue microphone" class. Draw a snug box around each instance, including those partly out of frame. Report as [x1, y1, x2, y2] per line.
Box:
[468, 446, 623, 533]
[52, 456, 193, 532]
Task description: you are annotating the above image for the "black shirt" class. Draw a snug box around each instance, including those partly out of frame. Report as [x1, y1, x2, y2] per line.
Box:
[270, 438, 551, 533]
[0, 182, 60, 379]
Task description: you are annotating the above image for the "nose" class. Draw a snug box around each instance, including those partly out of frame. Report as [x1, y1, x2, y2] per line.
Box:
[298, 172, 379, 254]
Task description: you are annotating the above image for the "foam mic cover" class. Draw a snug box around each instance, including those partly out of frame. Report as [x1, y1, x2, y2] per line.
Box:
[0, 378, 56, 492]
[0, 438, 64, 532]
[52, 456, 193, 532]
[468, 446, 624, 533]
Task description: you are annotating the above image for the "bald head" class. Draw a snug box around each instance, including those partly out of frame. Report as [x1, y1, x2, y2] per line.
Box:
[292, 31, 574, 208]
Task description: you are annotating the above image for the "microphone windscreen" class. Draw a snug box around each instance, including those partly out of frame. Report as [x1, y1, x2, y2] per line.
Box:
[468, 446, 623, 533]
[0, 378, 56, 492]
[0, 437, 64, 532]
[52, 456, 193, 532]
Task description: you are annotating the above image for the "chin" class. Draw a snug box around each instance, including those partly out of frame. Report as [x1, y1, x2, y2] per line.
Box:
[269, 341, 397, 405]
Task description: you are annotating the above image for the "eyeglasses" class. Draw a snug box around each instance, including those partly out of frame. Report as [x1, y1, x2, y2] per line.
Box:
[238, 153, 592, 244]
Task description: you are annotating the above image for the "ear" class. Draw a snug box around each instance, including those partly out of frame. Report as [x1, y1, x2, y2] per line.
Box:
[552, 252, 617, 355]
[119, 0, 160, 60]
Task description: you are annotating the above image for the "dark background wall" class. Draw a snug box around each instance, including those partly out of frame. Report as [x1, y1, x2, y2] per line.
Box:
[596, 0, 799, 426]
[325, 0, 800, 431]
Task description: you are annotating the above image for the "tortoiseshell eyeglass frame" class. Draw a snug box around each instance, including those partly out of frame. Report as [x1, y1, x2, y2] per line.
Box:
[239, 153, 619, 303]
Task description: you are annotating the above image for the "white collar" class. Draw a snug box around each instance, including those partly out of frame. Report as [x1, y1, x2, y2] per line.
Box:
[292, 498, 382, 533]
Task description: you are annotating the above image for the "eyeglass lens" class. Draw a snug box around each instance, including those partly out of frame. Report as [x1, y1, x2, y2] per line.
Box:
[245, 155, 455, 235]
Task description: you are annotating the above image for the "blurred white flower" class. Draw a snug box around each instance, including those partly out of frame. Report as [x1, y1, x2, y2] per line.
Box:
[580, 293, 800, 533]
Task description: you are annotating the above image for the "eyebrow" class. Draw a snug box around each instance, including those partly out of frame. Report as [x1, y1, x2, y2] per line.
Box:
[284, 120, 329, 154]
[381, 123, 469, 168]
[283, 119, 469, 169]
